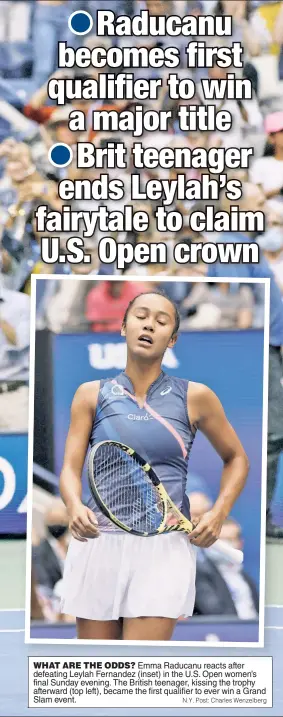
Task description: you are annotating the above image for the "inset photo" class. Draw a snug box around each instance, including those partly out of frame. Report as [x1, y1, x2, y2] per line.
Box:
[26, 275, 269, 645]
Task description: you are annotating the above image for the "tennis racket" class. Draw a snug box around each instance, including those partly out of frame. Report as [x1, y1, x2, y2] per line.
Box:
[88, 440, 243, 565]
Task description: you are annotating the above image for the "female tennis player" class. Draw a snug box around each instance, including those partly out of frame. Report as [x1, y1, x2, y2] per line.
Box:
[60, 289, 249, 641]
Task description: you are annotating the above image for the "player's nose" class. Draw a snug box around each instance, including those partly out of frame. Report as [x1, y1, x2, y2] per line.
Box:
[143, 321, 154, 332]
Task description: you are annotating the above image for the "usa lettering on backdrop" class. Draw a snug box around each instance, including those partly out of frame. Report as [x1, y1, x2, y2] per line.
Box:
[87, 343, 179, 371]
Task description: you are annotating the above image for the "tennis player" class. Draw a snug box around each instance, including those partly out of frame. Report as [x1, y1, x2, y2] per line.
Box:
[60, 290, 249, 641]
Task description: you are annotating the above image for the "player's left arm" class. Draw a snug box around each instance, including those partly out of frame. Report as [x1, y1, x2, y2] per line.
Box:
[187, 383, 250, 547]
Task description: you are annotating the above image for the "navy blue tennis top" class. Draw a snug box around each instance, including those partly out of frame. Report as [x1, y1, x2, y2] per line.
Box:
[87, 371, 196, 532]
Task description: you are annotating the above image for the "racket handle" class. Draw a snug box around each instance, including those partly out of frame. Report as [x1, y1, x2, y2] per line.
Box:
[207, 539, 244, 565]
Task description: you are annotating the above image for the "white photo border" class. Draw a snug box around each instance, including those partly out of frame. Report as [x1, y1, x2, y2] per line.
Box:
[25, 274, 270, 648]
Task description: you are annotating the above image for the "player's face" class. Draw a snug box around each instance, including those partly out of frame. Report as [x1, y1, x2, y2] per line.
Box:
[121, 294, 177, 361]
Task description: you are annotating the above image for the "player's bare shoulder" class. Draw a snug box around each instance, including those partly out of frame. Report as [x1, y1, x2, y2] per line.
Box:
[73, 380, 100, 414]
[187, 381, 220, 428]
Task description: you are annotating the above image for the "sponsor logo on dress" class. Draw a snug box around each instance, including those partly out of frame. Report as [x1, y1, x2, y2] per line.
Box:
[160, 386, 172, 396]
[111, 384, 124, 396]
[127, 413, 154, 421]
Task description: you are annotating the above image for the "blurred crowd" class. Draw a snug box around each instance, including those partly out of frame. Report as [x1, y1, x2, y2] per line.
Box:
[31, 491, 259, 623]
[36, 277, 265, 333]
[0, 0, 283, 296]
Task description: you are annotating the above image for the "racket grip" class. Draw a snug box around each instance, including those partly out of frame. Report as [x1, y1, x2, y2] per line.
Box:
[207, 539, 244, 565]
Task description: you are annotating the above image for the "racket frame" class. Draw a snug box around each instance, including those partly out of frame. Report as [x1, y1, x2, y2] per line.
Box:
[88, 440, 194, 536]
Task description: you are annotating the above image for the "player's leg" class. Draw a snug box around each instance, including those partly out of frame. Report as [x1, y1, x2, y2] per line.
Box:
[122, 616, 177, 641]
[77, 617, 123, 640]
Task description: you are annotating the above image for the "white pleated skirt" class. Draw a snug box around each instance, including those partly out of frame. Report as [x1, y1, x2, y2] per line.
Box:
[60, 531, 196, 621]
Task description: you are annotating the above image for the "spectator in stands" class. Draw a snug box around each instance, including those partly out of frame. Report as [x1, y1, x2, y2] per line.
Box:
[189, 492, 259, 617]
[180, 281, 254, 330]
[46, 105, 83, 148]
[85, 280, 149, 332]
[250, 112, 283, 201]
[212, 1, 261, 92]
[213, 1, 261, 56]
[189, 491, 212, 523]
[0, 1, 31, 42]
[23, 69, 128, 144]
[0, 248, 19, 290]
[197, 59, 263, 151]
[257, 226, 283, 293]
[273, 1, 283, 78]
[199, 517, 259, 617]
[44, 276, 94, 333]
[87, 0, 135, 31]
[0, 285, 30, 432]
[32, 497, 70, 593]
[251, 0, 283, 57]
[32, 1, 74, 88]
[22, 70, 77, 128]
[0, 139, 61, 234]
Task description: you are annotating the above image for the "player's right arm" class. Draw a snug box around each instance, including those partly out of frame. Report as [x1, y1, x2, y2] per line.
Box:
[59, 381, 100, 542]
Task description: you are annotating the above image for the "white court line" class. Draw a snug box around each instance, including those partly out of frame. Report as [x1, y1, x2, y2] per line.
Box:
[266, 605, 283, 608]
[0, 609, 25, 612]
[0, 626, 281, 635]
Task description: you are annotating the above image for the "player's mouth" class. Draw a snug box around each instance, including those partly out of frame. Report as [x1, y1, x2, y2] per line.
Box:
[137, 333, 153, 347]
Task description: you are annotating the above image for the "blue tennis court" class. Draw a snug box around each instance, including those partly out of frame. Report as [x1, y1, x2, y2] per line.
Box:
[1, 606, 282, 717]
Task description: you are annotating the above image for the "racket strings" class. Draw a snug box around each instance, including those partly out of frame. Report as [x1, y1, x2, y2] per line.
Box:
[93, 444, 164, 533]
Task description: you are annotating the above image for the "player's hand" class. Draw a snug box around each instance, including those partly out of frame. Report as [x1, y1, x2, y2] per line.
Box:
[68, 502, 100, 542]
[189, 509, 224, 548]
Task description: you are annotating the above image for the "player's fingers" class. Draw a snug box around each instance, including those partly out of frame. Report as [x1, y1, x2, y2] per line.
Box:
[189, 524, 204, 540]
[86, 510, 99, 527]
[71, 528, 87, 542]
[189, 526, 212, 545]
[82, 517, 100, 535]
[191, 531, 219, 547]
[84, 530, 100, 539]
[202, 536, 218, 548]
[190, 536, 205, 546]
[75, 516, 100, 538]
[75, 516, 99, 535]
[71, 517, 93, 537]
[190, 522, 219, 543]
